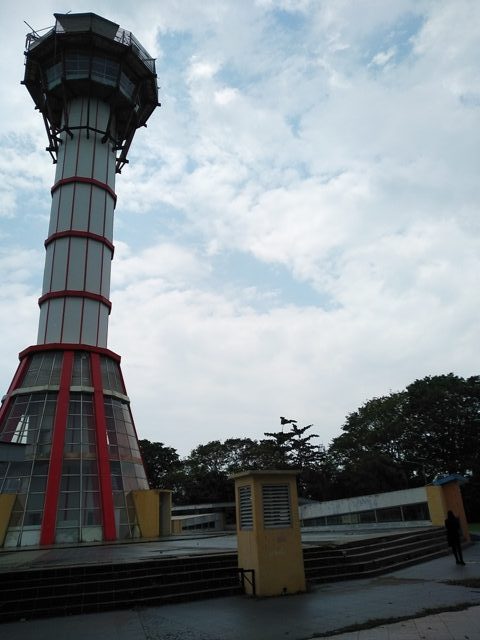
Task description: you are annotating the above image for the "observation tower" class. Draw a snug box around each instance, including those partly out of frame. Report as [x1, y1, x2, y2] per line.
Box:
[0, 13, 159, 547]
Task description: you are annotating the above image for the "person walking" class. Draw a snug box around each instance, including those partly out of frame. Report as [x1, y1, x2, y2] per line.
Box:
[445, 510, 465, 565]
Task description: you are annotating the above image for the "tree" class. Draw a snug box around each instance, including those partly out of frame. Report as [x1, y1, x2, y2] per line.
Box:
[403, 374, 480, 519]
[138, 439, 185, 500]
[328, 392, 407, 465]
[327, 391, 412, 496]
[263, 422, 329, 500]
[178, 430, 331, 503]
[401, 374, 480, 478]
[264, 422, 323, 467]
[328, 374, 480, 516]
[139, 374, 480, 516]
[330, 452, 409, 498]
[179, 439, 262, 504]
[182, 438, 262, 474]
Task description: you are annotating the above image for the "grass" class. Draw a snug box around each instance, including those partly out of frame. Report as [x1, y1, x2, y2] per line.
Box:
[305, 603, 476, 638]
[469, 522, 480, 533]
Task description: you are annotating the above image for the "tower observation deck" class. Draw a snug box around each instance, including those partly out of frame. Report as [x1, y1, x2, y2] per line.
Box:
[0, 13, 159, 547]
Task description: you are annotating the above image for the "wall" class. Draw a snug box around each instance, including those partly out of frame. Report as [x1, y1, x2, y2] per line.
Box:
[172, 512, 223, 532]
[300, 487, 428, 523]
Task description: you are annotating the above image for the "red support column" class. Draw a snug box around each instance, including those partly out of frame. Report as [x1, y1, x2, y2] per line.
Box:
[90, 352, 116, 540]
[40, 351, 74, 545]
[0, 355, 30, 435]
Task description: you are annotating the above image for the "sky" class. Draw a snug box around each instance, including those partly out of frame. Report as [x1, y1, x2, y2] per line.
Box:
[0, 0, 479, 457]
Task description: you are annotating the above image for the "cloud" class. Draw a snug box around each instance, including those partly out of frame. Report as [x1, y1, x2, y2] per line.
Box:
[187, 57, 220, 81]
[370, 47, 397, 67]
[112, 240, 210, 289]
[0, 246, 43, 395]
[0, 1, 479, 457]
[110, 229, 479, 455]
[214, 87, 239, 106]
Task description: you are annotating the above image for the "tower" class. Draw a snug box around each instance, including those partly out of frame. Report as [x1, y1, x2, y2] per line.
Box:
[0, 13, 158, 547]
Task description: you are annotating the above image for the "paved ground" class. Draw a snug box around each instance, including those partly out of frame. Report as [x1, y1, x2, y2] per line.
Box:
[1, 530, 479, 639]
[328, 606, 480, 639]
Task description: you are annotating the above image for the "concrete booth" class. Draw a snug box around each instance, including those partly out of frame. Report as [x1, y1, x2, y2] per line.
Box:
[231, 470, 306, 597]
[426, 474, 470, 542]
[132, 489, 172, 538]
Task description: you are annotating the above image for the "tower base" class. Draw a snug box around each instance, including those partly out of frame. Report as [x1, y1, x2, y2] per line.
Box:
[0, 344, 149, 547]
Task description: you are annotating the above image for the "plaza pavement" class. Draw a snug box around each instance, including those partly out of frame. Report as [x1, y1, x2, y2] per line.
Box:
[0, 529, 479, 639]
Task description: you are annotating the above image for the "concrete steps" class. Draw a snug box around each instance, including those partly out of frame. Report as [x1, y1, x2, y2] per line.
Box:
[0, 528, 452, 623]
[304, 527, 449, 584]
[0, 552, 242, 623]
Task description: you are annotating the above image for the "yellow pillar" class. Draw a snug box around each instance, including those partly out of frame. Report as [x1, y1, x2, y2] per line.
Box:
[158, 489, 172, 536]
[171, 518, 183, 534]
[0, 494, 16, 546]
[426, 478, 470, 542]
[132, 489, 160, 538]
[443, 482, 470, 542]
[426, 485, 446, 526]
[231, 470, 306, 597]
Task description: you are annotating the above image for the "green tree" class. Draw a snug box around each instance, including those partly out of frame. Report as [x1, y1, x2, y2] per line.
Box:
[264, 422, 323, 467]
[401, 374, 480, 478]
[330, 452, 409, 498]
[329, 392, 407, 465]
[138, 439, 185, 500]
[263, 421, 329, 500]
[139, 374, 480, 515]
[179, 439, 260, 504]
[179, 431, 331, 503]
[328, 374, 480, 516]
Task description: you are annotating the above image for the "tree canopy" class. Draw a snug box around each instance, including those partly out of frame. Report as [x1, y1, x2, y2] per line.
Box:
[329, 374, 480, 484]
[139, 373, 480, 518]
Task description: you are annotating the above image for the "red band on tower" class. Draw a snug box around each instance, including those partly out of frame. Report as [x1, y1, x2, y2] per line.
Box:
[38, 290, 112, 314]
[51, 176, 117, 206]
[45, 230, 115, 256]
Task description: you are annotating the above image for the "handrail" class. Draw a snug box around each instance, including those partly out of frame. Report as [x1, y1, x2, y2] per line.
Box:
[24, 21, 156, 73]
[237, 568, 256, 596]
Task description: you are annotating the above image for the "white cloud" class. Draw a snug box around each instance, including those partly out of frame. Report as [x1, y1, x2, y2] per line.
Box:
[370, 47, 396, 67]
[112, 241, 210, 289]
[187, 58, 220, 81]
[214, 87, 239, 106]
[0, 0, 479, 457]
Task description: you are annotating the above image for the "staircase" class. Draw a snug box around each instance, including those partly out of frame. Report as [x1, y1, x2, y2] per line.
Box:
[0, 528, 452, 623]
[304, 527, 449, 584]
[0, 551, 242, 623]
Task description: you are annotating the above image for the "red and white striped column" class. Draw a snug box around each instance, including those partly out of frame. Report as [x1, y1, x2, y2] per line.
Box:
[38, 96, 116, 348]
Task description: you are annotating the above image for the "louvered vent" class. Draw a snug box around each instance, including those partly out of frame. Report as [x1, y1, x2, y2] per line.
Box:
[239, 485, 253, 530]
[262, 484, 291, 528]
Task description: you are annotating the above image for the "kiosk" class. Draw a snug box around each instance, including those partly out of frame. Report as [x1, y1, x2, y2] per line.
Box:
[426, 474, 470, 542]
[232, 470, 306, 597]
